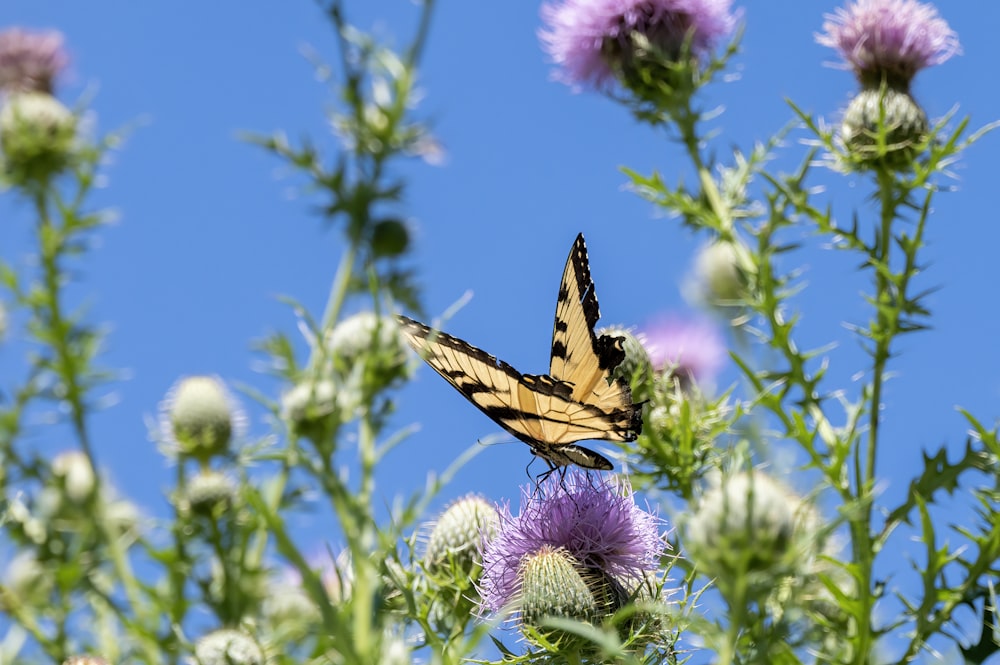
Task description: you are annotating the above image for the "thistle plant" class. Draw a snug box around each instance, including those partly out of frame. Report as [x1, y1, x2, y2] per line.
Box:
[0, 0, 998, 664]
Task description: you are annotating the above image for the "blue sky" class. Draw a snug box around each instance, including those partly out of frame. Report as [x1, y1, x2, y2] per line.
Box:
[2, 0, 1000, 657]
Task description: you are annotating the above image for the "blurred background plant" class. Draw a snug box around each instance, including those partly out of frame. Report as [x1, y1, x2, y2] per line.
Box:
[0, 0, 997, 664]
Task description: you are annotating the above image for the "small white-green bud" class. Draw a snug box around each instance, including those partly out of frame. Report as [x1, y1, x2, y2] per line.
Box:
[689, 239, 751, 306]
[51, 450, 96, 503]
[191, 629, 264, 665]
[425, 494, 498, 577]
[0, 91, 75, 184]
[62, 657, 110, 665]
[281, 379, 341, 441]
[685, 471, 816, 597]
[328, 311, 409, 387]
[182, 470, 237, 515]
[163, 375, 242, 463]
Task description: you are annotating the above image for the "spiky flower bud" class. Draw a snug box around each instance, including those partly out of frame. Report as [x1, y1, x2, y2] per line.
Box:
[689, 239, 751, 307]
[182, 470, 237, 516]
[281, 379, 341, 442]
[163, 375, 242, 463]
[328, 311, 409, 392]
[4, 552, 52, 607]
[425, 494, 498, 578]
[192, 629, 264, 665]
[684, 471, 817, 599]
[520, 546, 599, 625]
[841, 86, 928, 170]
[262, 573, 321, 635]
[0, 91, 75, 185]
[51, 450, 95, 504]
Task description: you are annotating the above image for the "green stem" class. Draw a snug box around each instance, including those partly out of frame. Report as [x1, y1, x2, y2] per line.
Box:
[34, 190, 95, 463]
[852, 169, 898, 662]
[306, 242, 357, 376]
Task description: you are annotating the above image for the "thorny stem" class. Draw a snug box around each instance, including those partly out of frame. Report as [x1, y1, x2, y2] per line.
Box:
[34, 190, 95, 463]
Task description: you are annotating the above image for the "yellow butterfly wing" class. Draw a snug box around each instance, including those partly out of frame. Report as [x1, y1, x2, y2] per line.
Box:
[395, 234, 641, 470]
[548, 233, 640, 441]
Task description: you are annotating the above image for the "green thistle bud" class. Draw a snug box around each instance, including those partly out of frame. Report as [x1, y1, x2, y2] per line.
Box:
[371, 218, 410, 258]
[597, 326, 654, 401]
[4, 552, 52, 608]
[163, 375, 242, 463]
[328, 311, 409, 390]
[62, 657, 109, 665]
[0, 91, 75, 185]
[262, 578, 321, 636]
[519, 546, 627, 645]
[182, 470, 237, 516]
[841, 85, 928, 171]
[193, 629, 264, 665]
[688, 239, 752, 308]
[520, 546, 597, 627]
[684, 471, 818, 601]
[425, 494, 498, 578]
[281, 379, 341, 442]
[51, 450, 96, 504]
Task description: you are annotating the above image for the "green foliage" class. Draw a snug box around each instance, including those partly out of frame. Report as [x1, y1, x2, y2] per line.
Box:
[1, 2, 998, 664]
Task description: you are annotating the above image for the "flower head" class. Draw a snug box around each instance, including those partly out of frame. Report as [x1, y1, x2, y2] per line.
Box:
[479, 469, 664, 614]
[817, 0, 959, 87]
[540, 0, 737, 90]
[0, 91, 76, 185]
[159, 375, 246, 463]
[0, 28, 69, 94]
[425, 494, 498, 577]
[192, 629, 264, 665]
[641, 316, 725, 386]
[684, 470, 821, 601]
[685, 239, 752, 309]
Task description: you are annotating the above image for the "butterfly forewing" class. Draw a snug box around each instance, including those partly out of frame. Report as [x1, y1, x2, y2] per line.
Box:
[549, 235, 637, 419]
[396, 316, 632, 445]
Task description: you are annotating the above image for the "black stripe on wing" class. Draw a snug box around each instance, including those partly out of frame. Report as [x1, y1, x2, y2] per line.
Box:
[396, 314, 638, 446]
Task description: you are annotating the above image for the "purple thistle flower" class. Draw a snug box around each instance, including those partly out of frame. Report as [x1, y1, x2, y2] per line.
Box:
[817, 0, 959, 87]
[479, 469, 664, 614]
[641, 316, 725, 386]
[539, 0, 737, 90]
[0, 28, 69, 95]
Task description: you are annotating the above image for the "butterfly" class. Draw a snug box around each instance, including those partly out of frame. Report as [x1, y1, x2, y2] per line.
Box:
[396, 233, 642, 473]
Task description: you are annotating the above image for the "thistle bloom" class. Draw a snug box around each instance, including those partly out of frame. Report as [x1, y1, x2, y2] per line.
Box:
[0, 28, 69, 94]
[479, 469, 664, 615]
[539, 0, 737, 90]
[817, 0, 959, 87]
[641, 316, 725, 386]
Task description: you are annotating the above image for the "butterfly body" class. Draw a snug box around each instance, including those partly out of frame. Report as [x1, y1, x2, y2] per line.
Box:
[396, 234, 641, 472]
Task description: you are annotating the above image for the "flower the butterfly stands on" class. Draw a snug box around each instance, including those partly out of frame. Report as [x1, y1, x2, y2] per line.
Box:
[396, 233, 643, 481]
